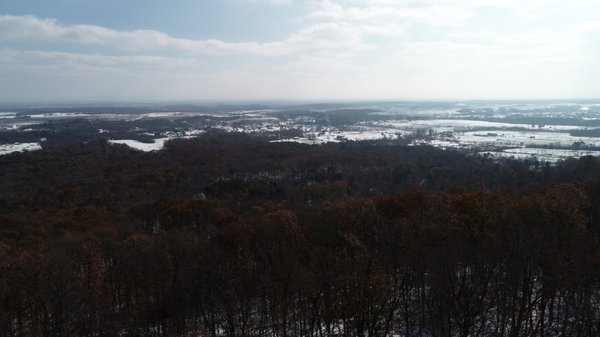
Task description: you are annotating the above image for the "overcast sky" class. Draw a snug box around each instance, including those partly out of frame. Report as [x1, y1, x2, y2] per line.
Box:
[1, 0, 600, 102]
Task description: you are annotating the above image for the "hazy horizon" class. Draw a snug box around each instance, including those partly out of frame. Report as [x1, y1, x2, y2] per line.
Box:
[5, 98, 600, 108]
[1, 0, 600, 102]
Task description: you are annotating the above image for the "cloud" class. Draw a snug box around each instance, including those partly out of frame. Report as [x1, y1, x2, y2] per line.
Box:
[0, 15, 270, 54]
[309, 0, 473, 27]
[2, 0, 600, 101]
[0, 49, 197, 70]
[309, 0, 600, 27]
[0, 15, 369, 56]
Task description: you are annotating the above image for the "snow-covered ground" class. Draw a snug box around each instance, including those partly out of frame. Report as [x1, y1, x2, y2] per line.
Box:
[108, 129, 206, 151]
[273, 127, 403, 144]
[4, 102, 600, 162]
[374, 119, 588, 132]
[108, 138, 170, 152]
[482, 148, 600, 162]
[0, 121, 43, 130]
[29, 112, 93, 118]
[0, 112, 16, 119]
[455, 131, 600, 148]
[268, 115, 600, 162]
[0, 142, 42, 155]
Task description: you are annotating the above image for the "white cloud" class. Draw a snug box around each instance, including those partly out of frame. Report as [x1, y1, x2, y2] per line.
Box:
[0, 15, 369, 56]
[0, 49, 197, 70]
[309, 0, 473, 26]
[2, 0, 600, 100]
[0, 15, 271, 54]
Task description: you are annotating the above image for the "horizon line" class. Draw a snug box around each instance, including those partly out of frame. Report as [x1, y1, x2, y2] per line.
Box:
[2, 97, 600, 107]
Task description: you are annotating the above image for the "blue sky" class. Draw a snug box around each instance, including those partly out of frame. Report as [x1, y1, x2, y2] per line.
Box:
[0, 0, 307, 41]
[1, 0, 600, 101]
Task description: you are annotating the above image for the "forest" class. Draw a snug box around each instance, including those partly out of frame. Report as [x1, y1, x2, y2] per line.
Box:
[4, 132, 600, 336]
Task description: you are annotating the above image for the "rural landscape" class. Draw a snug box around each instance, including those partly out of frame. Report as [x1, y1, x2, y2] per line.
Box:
[3, 102, 600, 336]
[3, 101, 600, 161]
[3, 0, 600, 336]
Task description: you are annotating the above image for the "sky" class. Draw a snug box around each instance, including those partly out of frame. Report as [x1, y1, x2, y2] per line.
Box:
[1, 0, 600, 102]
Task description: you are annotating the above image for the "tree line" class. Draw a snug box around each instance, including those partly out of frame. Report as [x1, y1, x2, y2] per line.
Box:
[3, 133, 600, 336]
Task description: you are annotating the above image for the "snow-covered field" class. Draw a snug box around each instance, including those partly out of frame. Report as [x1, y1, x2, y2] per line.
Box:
[108, 130, 206, 151]
[108, 138, 170, 152]
[483, 148, 600, 162]
[270, 112, 600, 162]
[3, 101, 600, 162]
[137, 112, 229, 119]
[0, 121, 43, 130]
[273, 127, 403, 144]
[29, 112, 93, 118]
[0, 112, 16, 119]
[455, 130, 600, 148]
[374, 119, 588, 132]
[0, 142, 42, 155]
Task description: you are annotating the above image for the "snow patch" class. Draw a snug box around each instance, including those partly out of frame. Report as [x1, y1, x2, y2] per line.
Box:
[29, 112, 92, 118]
[0, 142, 42, 155]
[108, 138, 170, 152]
